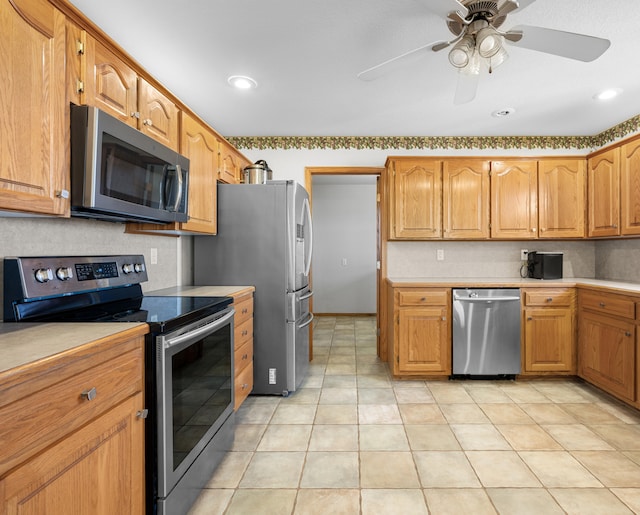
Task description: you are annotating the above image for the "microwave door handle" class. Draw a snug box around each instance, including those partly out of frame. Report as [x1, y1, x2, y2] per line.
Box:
[164, 165, 184, 212]
[159, 165, 169, 210]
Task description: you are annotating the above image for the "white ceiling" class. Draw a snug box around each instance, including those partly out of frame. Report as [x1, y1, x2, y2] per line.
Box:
[69, 0, 640, 138]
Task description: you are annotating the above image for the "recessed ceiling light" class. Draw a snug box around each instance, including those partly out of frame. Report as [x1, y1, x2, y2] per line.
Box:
[594, 88, 622, 101]
[227, 75, 257, 90]
[491, 107, 515, 118]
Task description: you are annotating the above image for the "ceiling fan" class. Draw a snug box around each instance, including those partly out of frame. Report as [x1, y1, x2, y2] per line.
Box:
[357, 0, 611, 104]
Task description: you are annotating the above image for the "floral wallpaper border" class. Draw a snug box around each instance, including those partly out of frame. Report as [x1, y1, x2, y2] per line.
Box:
[227, 114, 640, 151]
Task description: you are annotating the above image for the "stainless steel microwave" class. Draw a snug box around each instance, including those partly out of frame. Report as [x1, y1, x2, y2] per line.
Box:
[70, 105, 189, 224]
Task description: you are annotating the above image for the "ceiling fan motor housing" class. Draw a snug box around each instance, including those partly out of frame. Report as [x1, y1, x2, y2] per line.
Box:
[448, 1, 506, 35]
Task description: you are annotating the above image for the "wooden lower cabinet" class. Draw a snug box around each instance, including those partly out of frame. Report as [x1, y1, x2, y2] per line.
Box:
[233, 290, 254, 409]
[521, 288, 576, 374]
[389, 287, 451, 377]
[0, 329, 147, 514]
[578, 290, 637, 403]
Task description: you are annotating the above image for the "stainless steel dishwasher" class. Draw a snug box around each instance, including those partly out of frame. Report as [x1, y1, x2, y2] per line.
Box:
[452, 288, 521, 377]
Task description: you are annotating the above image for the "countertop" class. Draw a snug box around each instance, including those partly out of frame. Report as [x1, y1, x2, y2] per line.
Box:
[387, 277, 640, 295]
[0, 285, 255, 381]
[0, 322, 148, 376]
[148, 285, 255, 298]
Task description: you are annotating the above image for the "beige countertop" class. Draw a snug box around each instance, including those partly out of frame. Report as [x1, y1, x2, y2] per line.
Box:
[387, 277, 640, 295]
[148, 285, 255, 298]
[0, 322, 147, 376]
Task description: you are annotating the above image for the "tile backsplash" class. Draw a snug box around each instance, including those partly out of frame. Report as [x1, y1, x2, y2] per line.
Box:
[1, 217, 191, 320]
[387, 240, 597, 279]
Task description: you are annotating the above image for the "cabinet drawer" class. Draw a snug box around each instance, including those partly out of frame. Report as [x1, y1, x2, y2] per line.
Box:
[0, 347, 143, 476]
[398, 290, 448, 306]
[234, 339, 253, 377]
[524, 289, 574, 307]
[234, 296, 254, 327]
[235, 317, 253, 349]
[234, 361, 253, 410]
[580, 291, 636, 319]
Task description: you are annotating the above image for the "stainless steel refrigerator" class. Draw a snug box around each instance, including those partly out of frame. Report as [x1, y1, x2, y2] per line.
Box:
[194, 181, 313, 396]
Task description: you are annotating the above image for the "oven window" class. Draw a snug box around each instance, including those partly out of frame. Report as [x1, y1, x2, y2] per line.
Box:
[171, 323, 232, 470]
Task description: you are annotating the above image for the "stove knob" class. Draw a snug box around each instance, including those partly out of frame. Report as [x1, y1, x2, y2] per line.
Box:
[35, 268, 54, 283]
[56, 267, 73, 281]
[122, 263, 135, 274]
[134, 263, 145, 273]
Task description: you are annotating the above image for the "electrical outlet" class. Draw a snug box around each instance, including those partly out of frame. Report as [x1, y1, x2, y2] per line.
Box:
[150, 247, 158, 265]
[520, 249, 528, 261]
[436, 249, 444, 261]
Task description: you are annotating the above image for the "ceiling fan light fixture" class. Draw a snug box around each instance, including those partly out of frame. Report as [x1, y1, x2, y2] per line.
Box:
[448, 35, 475, 68]
[476, 27, 503, 58]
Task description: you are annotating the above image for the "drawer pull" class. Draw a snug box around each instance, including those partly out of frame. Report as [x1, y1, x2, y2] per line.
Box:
[81, 387, 97, 402]
[420, 297, 426, 301]
[136, 409, 149, 419]
[242, 330, 248, 336]
[242, 308, 248, 314]
[626, 331, 632, 337]
[546, 297, 553, 302]
[241, 383, 249, 390]
[599, 302, 606, 307]
[242, 353, 248, 360]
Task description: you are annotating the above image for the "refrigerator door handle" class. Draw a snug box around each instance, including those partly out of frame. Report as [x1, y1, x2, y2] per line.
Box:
[303, 197, 313, 277]
[299, 290, 313, 301]
[297, 312, 314, 329]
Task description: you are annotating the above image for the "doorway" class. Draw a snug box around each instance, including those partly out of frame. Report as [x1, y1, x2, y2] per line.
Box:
[305, 166, 384, 357]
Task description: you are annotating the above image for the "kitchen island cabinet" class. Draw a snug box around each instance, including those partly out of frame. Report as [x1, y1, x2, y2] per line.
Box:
[388, 286, 451, 378]
[521, 288, 576, 374]
[0, 323, 148, 514]
[0, 0, 69, 217]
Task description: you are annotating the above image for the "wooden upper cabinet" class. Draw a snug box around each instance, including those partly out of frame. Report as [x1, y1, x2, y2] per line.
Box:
[389, 158, 442, 239]
[588, 147, 620, 237]
[443, 159, 490, 239]
[0, 0, 69, 216]
[138, 78, 179, 151]
[490, 160, 538, 239]
[218, 140, 247, 183]
[621, 136, 640, 235]
[179, 113, 217, 233]
[538, 158, 586, 238]
[84, 39, 138, 127]
[82, 37, 179, 151]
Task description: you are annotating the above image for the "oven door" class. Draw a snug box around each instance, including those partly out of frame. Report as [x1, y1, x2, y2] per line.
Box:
[156, 307, 234, 499]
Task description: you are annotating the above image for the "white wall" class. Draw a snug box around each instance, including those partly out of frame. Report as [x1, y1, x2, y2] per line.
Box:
[312, 178, 377, 313]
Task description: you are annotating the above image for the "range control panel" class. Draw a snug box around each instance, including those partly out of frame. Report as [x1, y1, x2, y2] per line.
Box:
[4, 255, 148, 300]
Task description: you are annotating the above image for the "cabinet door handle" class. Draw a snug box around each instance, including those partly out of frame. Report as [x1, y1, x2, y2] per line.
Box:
[242, 330, 248, 336]
[527, 317, 533, 321]
[81, 387, 97, 401]
[143, 118, 153, 127]
[546, 297, 553, 302]
[442, 316, 446, 321]
[136, 409, 149, 419]
[599, 302, 606, 307]
[625, 331, 632, 337]
[241, 383, 249, 390]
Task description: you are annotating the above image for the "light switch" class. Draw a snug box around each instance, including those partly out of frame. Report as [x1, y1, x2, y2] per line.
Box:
[341, 258, 348, 266]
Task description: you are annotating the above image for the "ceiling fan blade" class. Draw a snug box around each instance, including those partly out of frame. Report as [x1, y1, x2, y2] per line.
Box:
[504, 30, 523, 43]
[357, 41, 446, 81]
[454, 71, 480, 105]
[496, 0, 520, 17]
[509, 24, 611, 62]
[414, 0, 468, 19]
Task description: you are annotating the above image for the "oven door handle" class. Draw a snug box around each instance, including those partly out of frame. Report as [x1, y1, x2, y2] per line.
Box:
[164, 308, 234, 350]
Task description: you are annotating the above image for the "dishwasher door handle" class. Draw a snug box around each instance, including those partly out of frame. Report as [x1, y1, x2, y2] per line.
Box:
[454, 296, 521, 302]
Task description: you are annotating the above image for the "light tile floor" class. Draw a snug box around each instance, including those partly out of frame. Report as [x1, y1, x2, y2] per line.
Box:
[189, 316, 640, 514]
